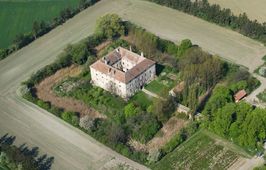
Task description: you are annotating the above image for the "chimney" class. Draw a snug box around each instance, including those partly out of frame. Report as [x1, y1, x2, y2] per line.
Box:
[129, 46, 132, 52]
[103, 57, 108, 64]
[141, 52, 144, 57]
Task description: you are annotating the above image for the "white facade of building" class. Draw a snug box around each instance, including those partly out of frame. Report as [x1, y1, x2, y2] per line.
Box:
[90, 47, 156, 98]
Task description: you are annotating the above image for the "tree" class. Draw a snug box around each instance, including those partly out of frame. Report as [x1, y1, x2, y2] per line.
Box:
[61, 111, 79, 126]
[79, 115, 96, 131]
[124, 103, 141, 118]
[152, 96, 176, 122]
[107, 123, 127, 144]
[32, 21, 40, 39]
[69, 43, 89, 64]
[129, 113, 161, 143]
[210, 103, 236, 136]
[95, 14, 125, 39]
[203, 86, 233, 118]
[177, 39, 192, 57]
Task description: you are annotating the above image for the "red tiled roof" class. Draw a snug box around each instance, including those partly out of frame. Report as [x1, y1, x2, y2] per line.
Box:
[90, 47, 155, 84]
[234, 90, 247, 101]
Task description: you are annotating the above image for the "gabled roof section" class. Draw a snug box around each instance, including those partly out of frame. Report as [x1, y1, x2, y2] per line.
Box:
[90, 47, 155, 84]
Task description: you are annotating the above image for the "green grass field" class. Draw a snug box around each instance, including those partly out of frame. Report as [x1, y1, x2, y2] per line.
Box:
[0, 0, 79, 48]
[145, 80, 168, 95]
[152, 130, 246, 170]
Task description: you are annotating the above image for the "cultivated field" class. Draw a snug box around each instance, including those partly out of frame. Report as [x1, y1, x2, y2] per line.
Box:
[0, 0, 265, 169]
[152, 130, 248, 170]
[208, 0, 266, 23]
[0, 0, 78, 48]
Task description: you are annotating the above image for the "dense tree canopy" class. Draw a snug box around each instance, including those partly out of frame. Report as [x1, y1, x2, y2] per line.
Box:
[178, 47, 224, 111]
[95, 14, 125, 39]
[209, 102, 266, 150]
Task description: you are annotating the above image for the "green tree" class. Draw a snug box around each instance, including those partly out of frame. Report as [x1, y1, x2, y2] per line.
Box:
[203, 86, 233, 118]
[95, 14, 125, 39]
[177, 39, 192, 57]
[211, 103, 236, 136]
[152, 96, 176, 122]
[61, 111, 74, 123]
[124, 103, 141, 118]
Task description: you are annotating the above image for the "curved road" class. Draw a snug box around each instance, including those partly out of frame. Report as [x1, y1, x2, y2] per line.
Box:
[1, 0, 266, 169]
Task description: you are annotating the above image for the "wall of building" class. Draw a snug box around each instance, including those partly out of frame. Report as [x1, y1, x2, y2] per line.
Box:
[90, 64, 156, 98]
[126, 65, 156, 97]
[121, 58, 136, 72]
[90, 67, 127, 97]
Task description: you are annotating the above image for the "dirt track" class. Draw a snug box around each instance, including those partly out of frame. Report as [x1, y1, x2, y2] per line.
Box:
[0, 0, 266, 169]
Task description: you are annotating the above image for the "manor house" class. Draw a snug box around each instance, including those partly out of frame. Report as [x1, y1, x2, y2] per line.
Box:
[90, 47, 156, 98]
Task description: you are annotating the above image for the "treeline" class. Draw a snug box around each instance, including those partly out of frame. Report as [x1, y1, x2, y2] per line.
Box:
[203, 86, 266, 152]
[0, 134, 54, 170]
[127, 23, 193, 67]
[0, 0, 100, 60]
[147, 0, 266, 45]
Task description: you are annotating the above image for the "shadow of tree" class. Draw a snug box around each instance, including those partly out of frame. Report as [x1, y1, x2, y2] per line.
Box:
[0, 133, 54, 170]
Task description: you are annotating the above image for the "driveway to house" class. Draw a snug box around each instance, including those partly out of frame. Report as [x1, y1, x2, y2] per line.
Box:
[0, 0, 266, 169]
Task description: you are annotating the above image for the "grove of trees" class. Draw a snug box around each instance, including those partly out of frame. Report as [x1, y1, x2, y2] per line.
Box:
[203, 84, 266, 151]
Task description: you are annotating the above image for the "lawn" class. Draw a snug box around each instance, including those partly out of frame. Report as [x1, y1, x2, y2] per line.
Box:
[129, 91, 153, 109]
[152, 130, 243, 170]
[145, 80, 168, 95]
[0, 0, 79, 48]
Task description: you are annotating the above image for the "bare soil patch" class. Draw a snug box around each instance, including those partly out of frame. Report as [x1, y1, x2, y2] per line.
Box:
[129, 117, 188, 152]
[35, 65, 104, 119]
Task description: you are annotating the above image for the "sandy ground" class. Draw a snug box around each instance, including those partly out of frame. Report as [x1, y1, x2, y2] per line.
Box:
[0, 0, 266, 169]
[208, 0, 266, 23]
[35, 65, 104, 119]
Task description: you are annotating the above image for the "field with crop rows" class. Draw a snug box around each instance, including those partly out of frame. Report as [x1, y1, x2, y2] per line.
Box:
[152, 131, 241, 170]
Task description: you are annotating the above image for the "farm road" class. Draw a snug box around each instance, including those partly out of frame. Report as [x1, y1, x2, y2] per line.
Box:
[0, 0, 266, 169]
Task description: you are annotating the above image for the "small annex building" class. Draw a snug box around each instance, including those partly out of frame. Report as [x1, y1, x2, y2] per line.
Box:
[234, 89, 247, 103]
[90, 47, 156, 98]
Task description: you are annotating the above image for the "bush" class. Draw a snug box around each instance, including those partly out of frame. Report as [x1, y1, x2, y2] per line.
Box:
[37, 100, 51, 110]
[66, 42, 89, 65]
[61, 111, 79, 126]
[79, 115, 96, 131]
[128, 113, 161, 143]
[162, 133, 184, 154]
[124, 103, 141, 118]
